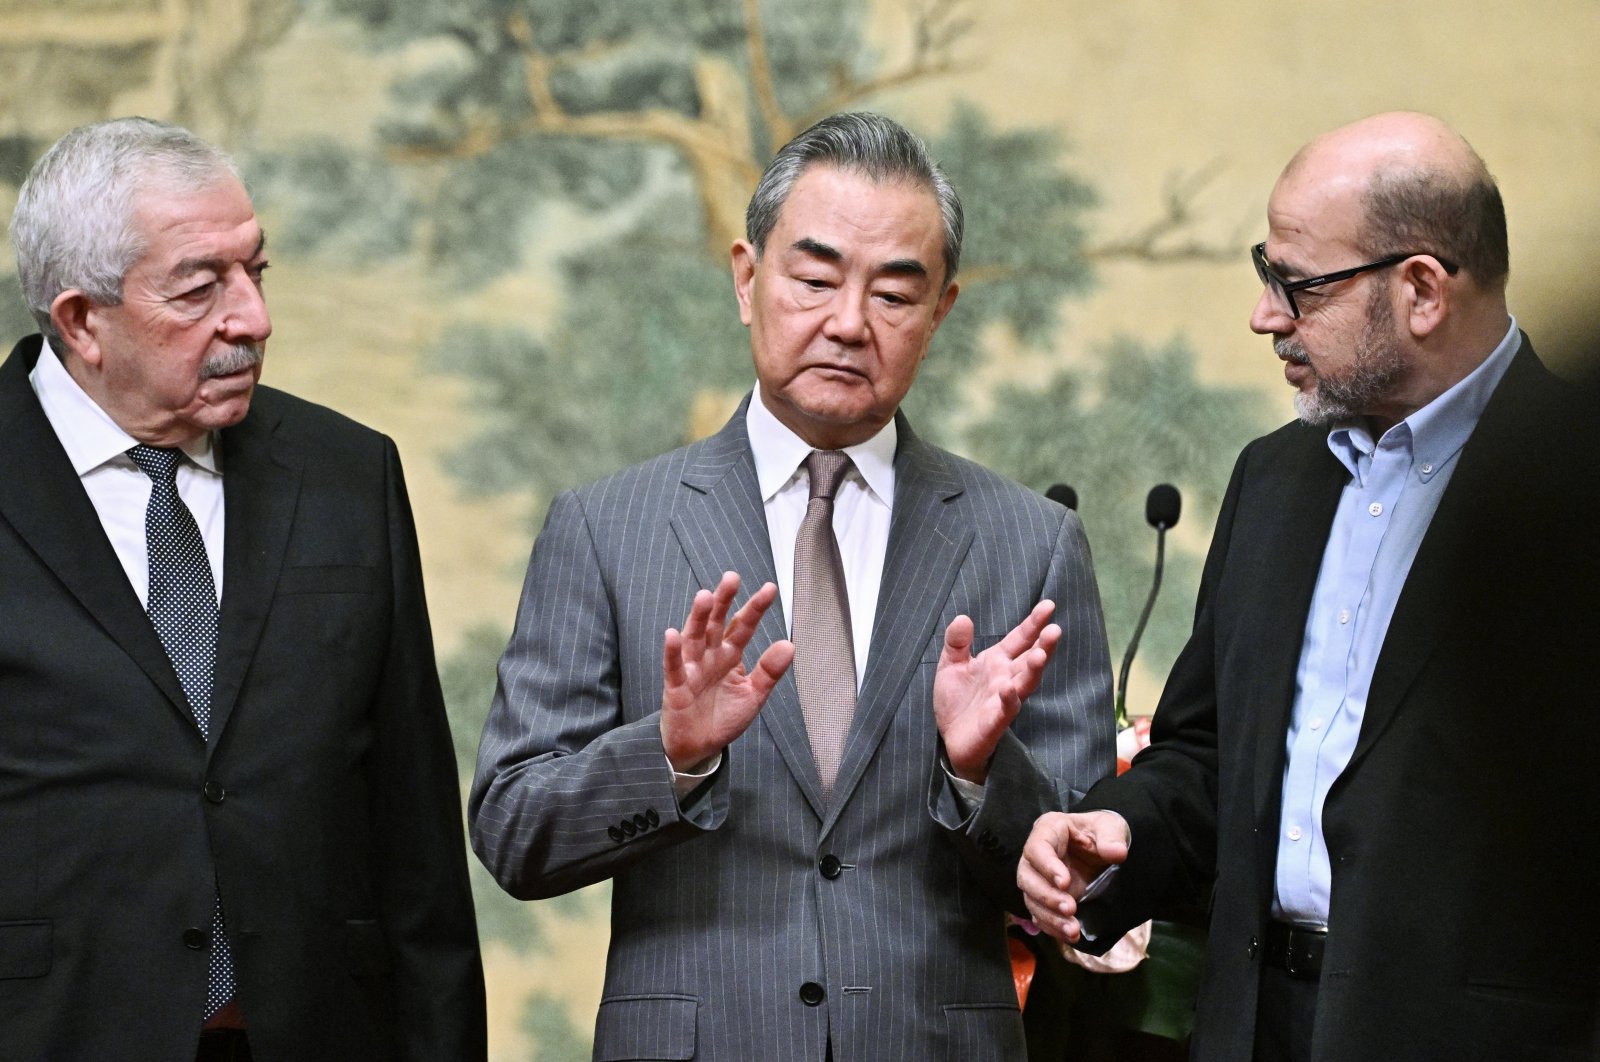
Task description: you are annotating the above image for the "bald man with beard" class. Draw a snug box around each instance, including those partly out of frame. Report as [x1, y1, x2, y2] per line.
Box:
[1019, 112, 1600, 1062]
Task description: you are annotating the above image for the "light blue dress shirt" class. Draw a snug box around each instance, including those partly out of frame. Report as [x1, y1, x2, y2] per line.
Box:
[1272, 319, 1520, 927]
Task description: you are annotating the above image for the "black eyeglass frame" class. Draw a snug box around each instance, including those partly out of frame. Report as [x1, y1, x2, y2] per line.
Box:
[1251, 242, 1459, 320]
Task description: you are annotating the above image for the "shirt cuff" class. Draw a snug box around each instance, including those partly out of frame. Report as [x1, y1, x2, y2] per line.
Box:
[668, 752, 721, 799]
[944, 764, 986, 816]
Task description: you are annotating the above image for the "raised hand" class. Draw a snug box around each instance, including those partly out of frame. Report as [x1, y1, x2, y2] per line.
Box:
[1017, 810, 1131, 942]
[660, 571, 795, 772]
[933, 600, 1062, 783]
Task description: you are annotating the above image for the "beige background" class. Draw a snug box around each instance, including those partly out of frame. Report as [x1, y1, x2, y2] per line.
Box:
[3, 1, 1597, 1056]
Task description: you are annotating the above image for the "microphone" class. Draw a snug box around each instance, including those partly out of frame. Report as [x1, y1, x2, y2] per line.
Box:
[1145, 483, 1181, 530]
[1116, 484, 1182, 726]
[1045, 483, 1078, 511]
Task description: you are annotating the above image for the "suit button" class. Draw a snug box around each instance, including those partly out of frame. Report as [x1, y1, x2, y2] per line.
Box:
[183, 927, 208, 950]
[620, 818, 637, 837]
[819, 855, 842, 879]
[1247, 935, 1260, 960]
[632, 813, 649, 832]
[607, 825, 624, 843]
[645, 808, 660, 828]
[203, 781, 226, 804]
[799, 981, 825, 1006]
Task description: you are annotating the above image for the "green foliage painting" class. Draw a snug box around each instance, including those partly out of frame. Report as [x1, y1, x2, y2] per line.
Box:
[249, 5, 1266, 1030]
[0, 1, 1269, 1055]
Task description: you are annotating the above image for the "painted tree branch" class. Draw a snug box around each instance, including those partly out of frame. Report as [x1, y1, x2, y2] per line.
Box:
[1085, 162, 1241, 264]
[741, 0, 794, 154]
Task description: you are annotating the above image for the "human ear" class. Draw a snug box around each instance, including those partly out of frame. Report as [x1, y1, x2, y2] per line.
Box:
[49, 290, 105, 368]
[730, 240, 758, 327]
[1400, 257, 1450, 339]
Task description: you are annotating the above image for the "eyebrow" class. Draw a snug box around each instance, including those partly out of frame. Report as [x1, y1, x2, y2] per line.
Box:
[790, 237, 930, 280]
[168, 230, 269, 281]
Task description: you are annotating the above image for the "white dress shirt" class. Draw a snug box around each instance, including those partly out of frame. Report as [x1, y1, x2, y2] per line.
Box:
[28, 338, 225, 603]
[745, 383, 896, 681]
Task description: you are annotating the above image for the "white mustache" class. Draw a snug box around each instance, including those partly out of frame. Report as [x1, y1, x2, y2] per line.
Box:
[1275, 338, 1310, 365]
[201, 343, 263, 380]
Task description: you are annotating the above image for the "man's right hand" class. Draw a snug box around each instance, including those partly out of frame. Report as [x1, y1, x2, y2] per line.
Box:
[661, 571, 794, 772]
[1017, 810, 1131, 943]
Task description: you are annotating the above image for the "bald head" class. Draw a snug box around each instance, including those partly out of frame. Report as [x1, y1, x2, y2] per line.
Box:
[1282, 111, 1508, 290]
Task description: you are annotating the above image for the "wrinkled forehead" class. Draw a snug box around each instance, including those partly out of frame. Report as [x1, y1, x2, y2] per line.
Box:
[1265, 160, 1368, 259]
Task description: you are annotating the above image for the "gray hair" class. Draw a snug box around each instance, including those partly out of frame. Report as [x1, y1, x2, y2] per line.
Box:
[745, 112, 964, 287]
[1358, 157, 1509, 289]
[10, 117, 241, 342]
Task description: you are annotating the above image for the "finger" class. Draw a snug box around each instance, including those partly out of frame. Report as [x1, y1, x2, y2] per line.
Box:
[746, 639, 796, 702]
[724, 581, 778, 651]
[1022, 813, 1077, 890]
[996, 599, 1056, 659]
[940, 614, 975, 666]
[704, 571, 741, 652]
[1018, 849, 1077, 917]
[1009, 632, 1060, 702]
[679, 588, 715, 661]
[661, 628, 687, 691]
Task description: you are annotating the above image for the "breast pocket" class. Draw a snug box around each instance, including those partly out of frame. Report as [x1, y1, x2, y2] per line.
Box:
[0, 920, 51, 980]
[276, 565, 378, 595]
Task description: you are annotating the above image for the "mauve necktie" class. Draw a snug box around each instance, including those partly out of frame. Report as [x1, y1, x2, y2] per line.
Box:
[127, 444, 235, 1020]
[791, 450, 858, 798]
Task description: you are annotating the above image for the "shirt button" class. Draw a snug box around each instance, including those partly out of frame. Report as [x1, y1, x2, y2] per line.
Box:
[1368, 502, 1383, 516]
[1420, 462, 1434, 475]
[1338, 609, 1350, 625]
[1309, 717, 1324, 730]
[1287, 825, 1303, 841]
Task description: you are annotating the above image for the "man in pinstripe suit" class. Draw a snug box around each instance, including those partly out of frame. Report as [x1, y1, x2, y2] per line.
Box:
[471, 112, 1114, 1061]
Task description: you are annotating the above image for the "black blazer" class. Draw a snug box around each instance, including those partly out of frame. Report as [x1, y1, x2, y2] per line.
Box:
[1078, 337, 1600, 1061]
[0, 336, 485, 1061]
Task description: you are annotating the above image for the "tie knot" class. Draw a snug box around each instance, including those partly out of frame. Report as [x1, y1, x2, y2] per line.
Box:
[127, 444, 182, 485]
[805, 450, 852, 502]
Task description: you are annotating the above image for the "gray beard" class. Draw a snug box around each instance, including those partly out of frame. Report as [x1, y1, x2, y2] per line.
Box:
[1279, 290, 1406, 426]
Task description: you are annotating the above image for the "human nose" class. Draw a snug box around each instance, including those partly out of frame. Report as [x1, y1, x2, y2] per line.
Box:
[823, 288, 868, 345]
[220, 269, 272, 343]
[1249, 285, 1292, 336]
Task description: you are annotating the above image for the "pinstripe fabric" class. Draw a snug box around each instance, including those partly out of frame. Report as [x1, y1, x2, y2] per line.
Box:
[470, 400, 1114, 1062]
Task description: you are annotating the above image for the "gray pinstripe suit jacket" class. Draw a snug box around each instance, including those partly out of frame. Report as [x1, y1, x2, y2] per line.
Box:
[470, 401, 1113, 1061]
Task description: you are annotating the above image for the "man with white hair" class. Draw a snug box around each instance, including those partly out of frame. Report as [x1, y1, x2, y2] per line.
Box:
[0, 118, 485, 1061]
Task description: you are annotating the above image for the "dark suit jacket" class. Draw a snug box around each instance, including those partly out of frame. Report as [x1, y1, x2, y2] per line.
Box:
[470, 402, 1114, 1061]
[1077, 337, 1600, 1061]
[0, 336, 486, 1061]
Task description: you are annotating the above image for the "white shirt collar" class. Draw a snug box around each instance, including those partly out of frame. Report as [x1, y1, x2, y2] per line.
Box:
[28, 337, 220, 475]
[745, 384, 896, 508]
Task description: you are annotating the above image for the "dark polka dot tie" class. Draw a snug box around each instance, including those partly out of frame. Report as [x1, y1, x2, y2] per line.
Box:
[127, 444, 235, 1020]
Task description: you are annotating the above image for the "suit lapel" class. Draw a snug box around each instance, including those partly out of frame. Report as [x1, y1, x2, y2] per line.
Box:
[1345, 340, 1547, 771]
[1249, 431, 1348, 823]
[824, 419, 972, 831]
[667, 406, 829, 816]
[208, 397, 302, 747]
[0, 338, 194, 726]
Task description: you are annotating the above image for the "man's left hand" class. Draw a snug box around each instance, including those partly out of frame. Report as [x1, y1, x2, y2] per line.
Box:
[933, 601, 1061, 784]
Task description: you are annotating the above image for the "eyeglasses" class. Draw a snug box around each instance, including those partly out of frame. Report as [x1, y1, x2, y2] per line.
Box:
[1251, 242, 1458, 320]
